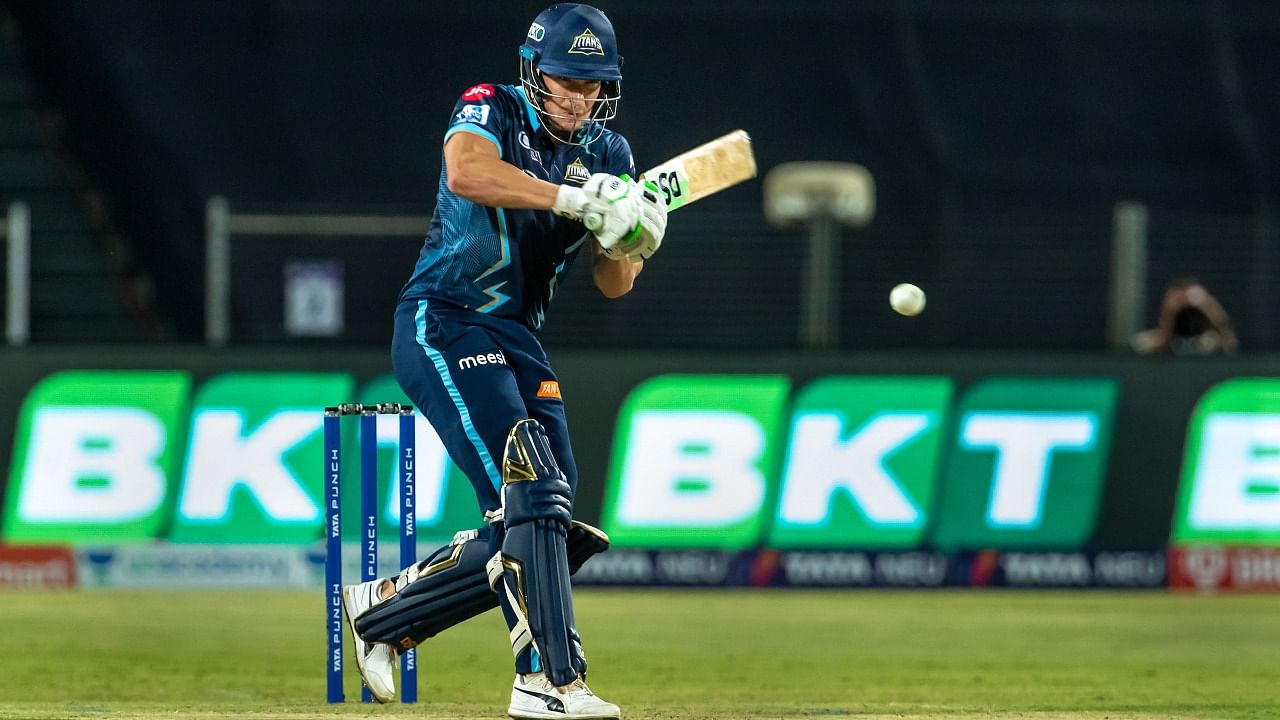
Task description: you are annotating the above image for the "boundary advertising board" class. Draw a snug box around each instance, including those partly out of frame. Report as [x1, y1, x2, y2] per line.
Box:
[0, 347, 1275, 589]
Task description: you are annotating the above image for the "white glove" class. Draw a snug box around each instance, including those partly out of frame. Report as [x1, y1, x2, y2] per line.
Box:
[552, 173, 642, 247]
[597, 179, 666, 261]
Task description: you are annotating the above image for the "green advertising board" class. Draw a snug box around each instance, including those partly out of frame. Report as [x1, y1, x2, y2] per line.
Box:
[3, 370, 192, 543]
[1172, 378, 1280, 545]
[1, 363, 1235, 553]
[170, 372, 354, 543]
[601, 374, 1118, 551]
[768, 377, 953, 549]
[931, 378, 1118, 550]
[601, 375, 791, 549]
[1, 369, 503, 545]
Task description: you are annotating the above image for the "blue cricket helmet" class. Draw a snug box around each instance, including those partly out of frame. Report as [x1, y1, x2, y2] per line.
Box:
[521, 3, 622, 82]
[519, 3, 622, 145]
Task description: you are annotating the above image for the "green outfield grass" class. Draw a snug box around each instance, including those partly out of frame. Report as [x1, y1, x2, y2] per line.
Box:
[0, 589, 1275, 719]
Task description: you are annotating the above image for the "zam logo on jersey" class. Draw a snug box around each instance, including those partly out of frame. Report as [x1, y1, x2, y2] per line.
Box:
[563, 158, 590, 184]
[457, 351, 507, 371]
[568, 28, 604, 56]
[455, 104, 490, 126]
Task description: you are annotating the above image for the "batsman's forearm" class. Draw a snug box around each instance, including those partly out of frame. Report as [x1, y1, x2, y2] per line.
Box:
[447, 152, 561, 210]
[593, 252, 642, 298]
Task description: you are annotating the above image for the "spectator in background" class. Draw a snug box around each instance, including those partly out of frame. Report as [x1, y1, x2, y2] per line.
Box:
[1132, 277, 1239, 356]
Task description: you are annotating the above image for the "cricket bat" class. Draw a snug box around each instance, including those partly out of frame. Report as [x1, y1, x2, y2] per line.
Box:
[638, 129, 757, 212]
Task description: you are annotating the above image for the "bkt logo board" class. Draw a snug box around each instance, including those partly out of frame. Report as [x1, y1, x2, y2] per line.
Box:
[604, 375, 1280, 551]
[603, 375, 1117, 550]
[4, 371, 1279, 549]
[3, 371, 470, 545]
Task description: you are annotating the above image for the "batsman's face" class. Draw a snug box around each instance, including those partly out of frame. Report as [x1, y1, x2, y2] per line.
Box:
[541, 74, 602, 132]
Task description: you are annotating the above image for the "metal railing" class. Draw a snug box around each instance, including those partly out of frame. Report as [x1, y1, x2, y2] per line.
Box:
[3, 201, 31, 346]
[204, 196, 428, 345]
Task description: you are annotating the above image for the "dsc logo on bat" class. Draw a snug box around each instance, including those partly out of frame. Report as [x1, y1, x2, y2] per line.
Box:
[651, 171, 684, 206]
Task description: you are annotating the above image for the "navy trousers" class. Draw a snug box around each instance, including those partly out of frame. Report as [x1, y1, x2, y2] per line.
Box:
[391, 298, 579, 513]
[391, 298, 577, 674]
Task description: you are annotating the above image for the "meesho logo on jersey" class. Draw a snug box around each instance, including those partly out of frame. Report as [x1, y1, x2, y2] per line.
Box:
[458, 351, 508, 371]
[567, 28, 604, 56]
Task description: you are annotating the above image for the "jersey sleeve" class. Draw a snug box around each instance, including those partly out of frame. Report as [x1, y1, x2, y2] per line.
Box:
[602, 133, 637, 179]
[442, 84, 511, 155]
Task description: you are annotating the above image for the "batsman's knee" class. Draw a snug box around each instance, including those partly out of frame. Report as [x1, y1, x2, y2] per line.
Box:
[501, 419, 573, 528]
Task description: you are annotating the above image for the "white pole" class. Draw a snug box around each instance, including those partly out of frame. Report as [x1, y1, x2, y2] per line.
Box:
[1108, 202, 1149, 350]
[206, 196, 231, 346]
[6, 201, 31, 346]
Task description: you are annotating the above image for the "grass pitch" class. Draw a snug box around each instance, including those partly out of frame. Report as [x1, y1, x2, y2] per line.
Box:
[0, 589, 1276, 719]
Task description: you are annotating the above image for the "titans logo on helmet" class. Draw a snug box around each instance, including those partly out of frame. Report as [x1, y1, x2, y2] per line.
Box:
[567, 28, 604, 56]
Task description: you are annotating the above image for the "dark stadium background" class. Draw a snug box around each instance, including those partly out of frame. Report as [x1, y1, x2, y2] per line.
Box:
[4, 0, 1278, 350]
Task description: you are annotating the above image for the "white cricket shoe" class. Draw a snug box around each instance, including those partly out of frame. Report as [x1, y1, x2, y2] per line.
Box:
[508, 672, 621, 719]
[341, 580, 397, 704]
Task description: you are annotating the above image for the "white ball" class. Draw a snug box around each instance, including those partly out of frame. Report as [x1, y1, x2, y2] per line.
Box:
[889, 283, 926, 316]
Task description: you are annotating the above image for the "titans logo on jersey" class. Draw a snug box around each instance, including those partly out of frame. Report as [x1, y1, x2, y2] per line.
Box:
[399, 83, 636, 330]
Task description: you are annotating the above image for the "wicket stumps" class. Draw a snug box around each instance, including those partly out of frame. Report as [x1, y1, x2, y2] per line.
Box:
[324, 402, 418, 704]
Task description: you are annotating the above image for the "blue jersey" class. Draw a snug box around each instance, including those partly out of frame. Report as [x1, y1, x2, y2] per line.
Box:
[399, 83, 636, 330]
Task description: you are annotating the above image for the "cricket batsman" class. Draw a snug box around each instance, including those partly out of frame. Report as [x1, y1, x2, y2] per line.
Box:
[340, 4, 664, 718]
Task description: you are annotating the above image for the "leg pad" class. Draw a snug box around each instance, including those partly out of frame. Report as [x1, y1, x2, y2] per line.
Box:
[492, 419, 586, 686]
[353, 522, 609, 649]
